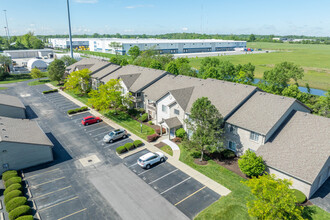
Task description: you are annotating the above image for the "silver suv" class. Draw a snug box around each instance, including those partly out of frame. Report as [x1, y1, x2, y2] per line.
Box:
[103, 128, 127, 143]
[137, 152, 165, 169]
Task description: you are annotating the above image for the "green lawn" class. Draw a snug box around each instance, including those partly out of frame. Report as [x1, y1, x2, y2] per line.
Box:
[0, 87, 8, 90]
[28, 79, 52, 86]
[101, 110, 155, 140]
[64, 90, 90, 106]
[189, 42, 330, 90]
[0, 77, 32, 84]
[160, 145, 173, 156]
[179, 145, 330, 220]
[78, 51, 132, 61]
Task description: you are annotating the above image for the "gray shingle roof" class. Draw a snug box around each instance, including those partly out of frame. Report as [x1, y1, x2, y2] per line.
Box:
[226, 92, 309, 135]
[91, 63, 121, 79]
[0, 117, 53, 146]
[257, 111, 330, 183]
[164, 117, 182, 128]
[0, 94, 25, 109]
[66, 58, 110, 74]
[101, 65, 168, 93]
[169, 87, 195, 111]
[120, 74, 141, 90]
[144, 75, 257, 119]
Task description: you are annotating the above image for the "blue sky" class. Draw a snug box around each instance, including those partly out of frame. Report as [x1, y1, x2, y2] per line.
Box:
[0, 0, 329, 36]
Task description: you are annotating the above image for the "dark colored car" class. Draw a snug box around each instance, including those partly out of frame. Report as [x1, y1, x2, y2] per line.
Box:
[81, 116, 101, 126]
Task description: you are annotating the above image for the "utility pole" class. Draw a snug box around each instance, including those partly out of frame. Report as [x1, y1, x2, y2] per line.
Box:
[66, 0, 74, 58]
[3, 10, 10, 41]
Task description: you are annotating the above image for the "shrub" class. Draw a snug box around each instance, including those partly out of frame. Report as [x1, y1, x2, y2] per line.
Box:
[139, 113, 148, 122]
[156, 127, 166, 135]
[2, 170, 18, 182]
[5, 177, 22, 188]
[147, 134, 160, 142]
[133, 140, 143, 148]
[124, 143, 134, 151]
[4, 190, 23, 205]
[221, 149, 236, 159]
[292, 189, 306, 204]
[238, 150, 266, 177]
[191, 151, 201, 158]
[6, 197, 27, 213]
[16, 216, 34, 220]
[42, 89, 58, 94]
[175, 128, 186, 138]
[67, 106, 88, 115]
[9, 205, 31, 220]
[116, 146, 127, 154]
[172, 137, 182, 143]
[127, 108, 140, 117]
[148, 121, 153, 125]
[4, 183, 22, 196]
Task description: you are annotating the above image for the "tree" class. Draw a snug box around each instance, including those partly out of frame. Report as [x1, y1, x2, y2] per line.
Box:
[128, 46, 141, 60]
[313, 90, 330, 118]
[0, 54, 12, 73]
[64, 69, 91, 94]
[120, 58, 128, 66]
[88, 79, 133, 111]
[263, 62, 304, 94]
[48, 59, 66, 83]
[238, 150, 266, 177]
[149, 60, 162, 70]
[60, 56, 77, 66]
[165, 61, 179, 75]
[185, 97, 224, 161]
[30, 68, 43, 81]
[244, 174, 304, 220]
[248, 34, 256, 42]
[31, 38, 44, 49]
[109, 42, 122, 55]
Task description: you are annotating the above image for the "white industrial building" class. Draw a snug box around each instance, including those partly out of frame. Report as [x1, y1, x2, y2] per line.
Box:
[48, 38, 246, 55]
[3, 49, 53, 59]
[48, 38, 89, 49]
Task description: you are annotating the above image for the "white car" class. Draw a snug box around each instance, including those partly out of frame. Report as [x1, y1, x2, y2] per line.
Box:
[137, 152, 165, 169]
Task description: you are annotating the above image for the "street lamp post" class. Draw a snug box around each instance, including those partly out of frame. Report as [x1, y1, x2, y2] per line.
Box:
[66, 0, 74, 58]
[3, 10, 10, 41]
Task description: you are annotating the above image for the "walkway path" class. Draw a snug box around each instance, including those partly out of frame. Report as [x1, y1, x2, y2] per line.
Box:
[161, 139, 181, 160]
[46, 83, 231, 196]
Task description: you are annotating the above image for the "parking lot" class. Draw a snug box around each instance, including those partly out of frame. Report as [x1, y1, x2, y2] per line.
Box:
[123, 149, 220, 219]
[42, 91, 80, 113]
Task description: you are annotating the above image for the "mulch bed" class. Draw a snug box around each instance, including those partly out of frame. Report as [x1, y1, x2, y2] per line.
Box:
[143, 122, 161, 131]
[214, 157, 248, 179]
[154, 142, 167, 148]
[194, 159, 208, 165]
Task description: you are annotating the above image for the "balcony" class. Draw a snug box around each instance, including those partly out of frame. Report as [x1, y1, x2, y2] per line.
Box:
[147, 103, 156, 111]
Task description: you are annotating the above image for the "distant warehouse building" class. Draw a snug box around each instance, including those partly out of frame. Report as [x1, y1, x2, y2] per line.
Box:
[48, 38, 246, 55]
[0, 94, 26, 119]
[0, 116, 53, 174]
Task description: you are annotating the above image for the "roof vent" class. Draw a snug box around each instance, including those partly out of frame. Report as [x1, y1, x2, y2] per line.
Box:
[2, 128, 5, 131]
[4, 135, 8, 138]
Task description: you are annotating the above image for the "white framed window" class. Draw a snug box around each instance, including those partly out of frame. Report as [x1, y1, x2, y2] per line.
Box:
[228, 141, 236, 152]
[174, 109, 180, 115]
[162, 105, 167, 113]
[250, 132, 259, 142]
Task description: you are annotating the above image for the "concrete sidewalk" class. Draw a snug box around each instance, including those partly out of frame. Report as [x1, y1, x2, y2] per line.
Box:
[46, 83, 231, 196]
[162, 139, 181, 160]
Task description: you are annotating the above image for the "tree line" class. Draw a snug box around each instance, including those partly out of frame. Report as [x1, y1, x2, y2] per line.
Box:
[0, 32, 44, 51]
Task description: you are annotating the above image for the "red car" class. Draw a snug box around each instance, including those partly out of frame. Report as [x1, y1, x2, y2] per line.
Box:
[81, 116, 101, 126]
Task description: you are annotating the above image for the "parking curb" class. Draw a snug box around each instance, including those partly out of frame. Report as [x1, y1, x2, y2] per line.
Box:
[117, 147, 147, 159]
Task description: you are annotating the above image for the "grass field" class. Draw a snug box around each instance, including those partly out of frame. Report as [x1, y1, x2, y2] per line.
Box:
[160, 145, 173, 156]
[178, 145, 330, 220]
[0, 87, 8, 90]
[28, 79, 52, 86]
[189, 42, 330, 90]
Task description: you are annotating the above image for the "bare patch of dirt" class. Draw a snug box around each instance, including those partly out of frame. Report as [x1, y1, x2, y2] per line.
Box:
[214, 157, 248, 179]
[194, 159, 208, 165]
[154, 142, 166, 149]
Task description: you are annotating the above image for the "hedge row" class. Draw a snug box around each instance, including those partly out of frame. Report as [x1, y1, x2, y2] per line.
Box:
[67, 106, 88, 115]
[147, 134, 160, 142]
[6, 197, 27, 213]
[116, 140, 144, 154]
[4, 190, 23, 205]
[9, 205, 31, 220]
[16, 216, 34, 220]
[4, 183, 22, 196]
[3, 170, 18, 181]
[42, 89, 58, 94]
[5, 177, 22, 188]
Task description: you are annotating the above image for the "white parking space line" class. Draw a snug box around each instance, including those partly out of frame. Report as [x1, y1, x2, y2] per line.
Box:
[34, 186, 72, 199]
[128, 162, 138, 168]
[25, 168, 60, 179]
[103, 138, 130, 148]
[57, 208, 87, 220]
[85, 124, 108, 133]
[138, 169, 152, 176]
[160, 177, 191, 195]
[92, 131, 112, 138]
[31, 177, 65, 188]
[39, 196, 79, 212]
[148, 169, 179, 184]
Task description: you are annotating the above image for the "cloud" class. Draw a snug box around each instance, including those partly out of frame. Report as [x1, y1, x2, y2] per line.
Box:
[125, 5, 154, 9]
[74, 0, 98, 3]
[182, 27, 188, 31]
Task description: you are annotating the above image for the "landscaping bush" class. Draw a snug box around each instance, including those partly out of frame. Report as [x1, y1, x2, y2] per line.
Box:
[116, 146, 127, 154]
[139, 113, 148, 122]
[147, 134, 160, 142]
[175, 128, 186, 138]
[292, 189, 306, 204]
[67, 106, 88, 115]
[148, 121, 153, 125]
[6, 197, 27, 213]
[2, 170, 18, 182]
[4, 183, 22, 196]
[4, 190, 23, 205]
[124, 143, 135, 151]
[127, 108, 140, 117]
[133, 140, 143, 148]
[172, 137, 182, 143]
[16, 216, 34, 220]
[156, 127, 166, 135]
[42, 89, 58, 94]
[238, 150, 266, 177]
[190, 151, 201, 159]
[221, 149, 236, 159]
[5, 177, 22, 188]
[8, 205, 31, 220]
